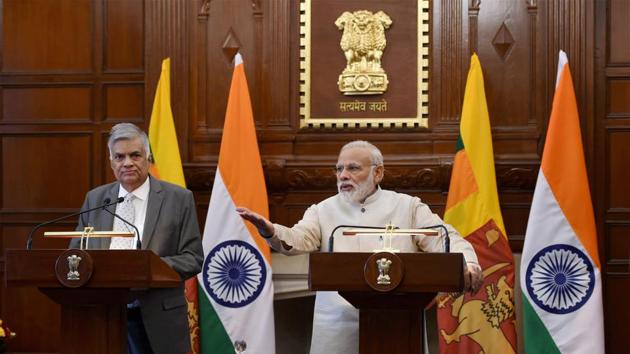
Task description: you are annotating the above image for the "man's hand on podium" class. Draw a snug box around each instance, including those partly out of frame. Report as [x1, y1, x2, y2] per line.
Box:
[464, 263, 483, 294]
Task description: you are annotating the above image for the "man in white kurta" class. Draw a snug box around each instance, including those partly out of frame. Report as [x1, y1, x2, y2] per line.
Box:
[238, 140, 482, 354]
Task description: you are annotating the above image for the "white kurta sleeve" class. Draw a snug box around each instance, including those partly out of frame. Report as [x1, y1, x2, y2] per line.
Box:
[411, 198, 479, 265]
[265, 204, 323, 255]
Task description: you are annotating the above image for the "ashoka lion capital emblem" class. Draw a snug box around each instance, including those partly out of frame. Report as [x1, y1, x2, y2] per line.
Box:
[335, 10, 392, 95]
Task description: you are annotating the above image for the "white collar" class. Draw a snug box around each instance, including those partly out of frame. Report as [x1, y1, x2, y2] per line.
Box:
[118, 177, 150, 201]
[362, 186, 382, 205]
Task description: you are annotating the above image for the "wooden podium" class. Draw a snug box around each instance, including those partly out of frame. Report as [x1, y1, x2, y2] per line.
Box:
[5, 249, 181, 354]
[309, 252, 464, 354]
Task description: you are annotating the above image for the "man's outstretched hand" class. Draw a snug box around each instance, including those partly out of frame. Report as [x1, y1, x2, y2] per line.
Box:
[236, 207, 275, 238]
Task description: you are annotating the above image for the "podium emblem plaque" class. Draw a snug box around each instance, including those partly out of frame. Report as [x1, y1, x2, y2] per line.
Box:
[364, 252, 403, 292]
[54, 249, 93, 288]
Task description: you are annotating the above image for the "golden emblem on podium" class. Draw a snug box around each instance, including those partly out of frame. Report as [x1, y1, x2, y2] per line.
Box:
[335, 10, 392, 95]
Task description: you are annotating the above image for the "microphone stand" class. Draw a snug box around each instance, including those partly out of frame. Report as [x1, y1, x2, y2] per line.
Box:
[101, 207, 142, 249]
[328, 225, 390, 252]
[25, 197, 124, 250]
[327, 224, 451, 253]
[423, 224, 450, 253]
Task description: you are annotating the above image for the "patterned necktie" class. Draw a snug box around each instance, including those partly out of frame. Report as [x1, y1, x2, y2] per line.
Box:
[109, 194, 136, 249]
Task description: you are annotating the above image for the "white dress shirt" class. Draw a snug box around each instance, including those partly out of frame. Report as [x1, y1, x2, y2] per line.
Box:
[116, 177, 150, 242]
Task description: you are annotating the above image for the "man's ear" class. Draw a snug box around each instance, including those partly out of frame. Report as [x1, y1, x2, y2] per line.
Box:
[374, 165, 385, 184]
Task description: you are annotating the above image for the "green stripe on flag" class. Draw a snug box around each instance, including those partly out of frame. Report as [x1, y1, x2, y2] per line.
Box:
[522, 294, 561, 354]
[199, 288, 235, 354]
[455, 134, 464, 152]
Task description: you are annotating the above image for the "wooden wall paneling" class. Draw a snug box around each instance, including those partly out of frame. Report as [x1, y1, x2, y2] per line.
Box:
[104, 0, 144, 73]
[214, 0, 258, 123]
[608, 0, 630, 65]
[605, 223, 630, 265]
[606, 128, 630, 211]
[598, 0, 630, 353]
[1, 0, 93, 73]
[607, 79, 630, 118]
[190, 0, 211, 143]
[546, 0, 594, 161]
[1, 85, 93, 123]
[191, 0, 242, 161]
[261, 0, 291, 129]
[1, 134, 92, 210]
[474, 0, 541, 129]
[145, 0, 189, 160]
[103, 83, 145, 122]
[603, 274, 630, 352]
[100, 131, 116, 185]
[431, 0, 465, 125]
[0, 0, 625, 352]
[252, 0, 263, 130]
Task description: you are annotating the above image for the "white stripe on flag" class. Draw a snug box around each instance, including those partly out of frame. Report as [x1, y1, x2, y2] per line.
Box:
[199, 170, 275, 354]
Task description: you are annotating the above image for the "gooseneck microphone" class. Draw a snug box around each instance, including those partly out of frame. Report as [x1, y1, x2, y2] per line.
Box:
[327, 224, 451, 253]
[25, 197, 124, 250]
[423, 224, 450, 253]
[101, 198, 142, 249]
[328, 225, 389, 252]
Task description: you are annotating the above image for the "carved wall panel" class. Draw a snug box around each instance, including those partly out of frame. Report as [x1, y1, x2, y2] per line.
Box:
[2, 135, 92, 210]
[191, 0, 263, 162]
[103, 84, 145, 122]
[1, 0, 629, 352]
[432, 0, 465, 123]
[1, 86, 93, 122]
[607, 129, 630, 211]
[104, 0, 144, 72]
[2, 0, 93, 73]
[597, 0, 630, 352]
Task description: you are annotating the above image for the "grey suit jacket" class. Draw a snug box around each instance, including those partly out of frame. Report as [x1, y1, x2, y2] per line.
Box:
[71, 176, 203, 354]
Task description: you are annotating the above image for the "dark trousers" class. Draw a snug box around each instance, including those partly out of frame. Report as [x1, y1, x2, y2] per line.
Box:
[127, 307, 154, 354]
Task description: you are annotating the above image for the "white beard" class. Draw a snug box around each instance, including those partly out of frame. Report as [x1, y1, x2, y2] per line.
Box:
[338, 172, 376, 204]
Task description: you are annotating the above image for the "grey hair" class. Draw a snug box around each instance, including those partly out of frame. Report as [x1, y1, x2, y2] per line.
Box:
[340, 140, 384, 167]
[108, 123, 151, 160]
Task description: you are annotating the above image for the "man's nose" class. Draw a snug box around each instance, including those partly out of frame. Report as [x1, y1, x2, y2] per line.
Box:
[338, 168, 351, 180]
[122, 155, 134, 165]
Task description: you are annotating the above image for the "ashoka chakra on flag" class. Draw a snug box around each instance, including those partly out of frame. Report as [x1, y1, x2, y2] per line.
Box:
[525, 244, 595, 314]
[202, 240, 267, 308]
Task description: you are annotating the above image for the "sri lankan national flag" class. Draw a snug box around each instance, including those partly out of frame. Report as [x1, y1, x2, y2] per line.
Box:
[148, 58, 200, 354]
[437, 54, 517, 354]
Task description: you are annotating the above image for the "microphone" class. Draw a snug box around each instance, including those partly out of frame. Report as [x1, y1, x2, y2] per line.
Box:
[422, 224, 450, 253]
[25, 197, 124, 250]
[101, 198, 141, 249]
[328, 225, 389, 252]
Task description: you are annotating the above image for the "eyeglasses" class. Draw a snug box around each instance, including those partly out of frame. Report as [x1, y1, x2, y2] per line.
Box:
[334, 163, 378, 175]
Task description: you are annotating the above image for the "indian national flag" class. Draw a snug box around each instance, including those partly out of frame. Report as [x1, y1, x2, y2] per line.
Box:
[519, 51, 604, 353]
[438, 53, 517, 354]
[198, 53, 275, 354]
[147, 57, 200, 353]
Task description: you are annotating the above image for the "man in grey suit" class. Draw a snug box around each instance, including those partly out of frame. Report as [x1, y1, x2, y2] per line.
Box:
[70, 123, 203, 354]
